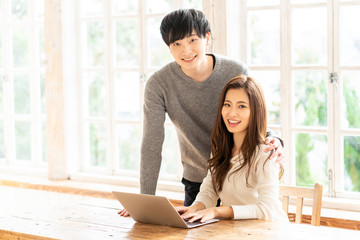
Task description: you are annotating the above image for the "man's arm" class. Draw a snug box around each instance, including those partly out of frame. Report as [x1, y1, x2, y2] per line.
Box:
[140, 78, 166, 195]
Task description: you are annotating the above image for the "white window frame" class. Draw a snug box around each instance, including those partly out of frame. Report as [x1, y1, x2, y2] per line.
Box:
[229, 0, 360, 200]
[70, 0, 205, 187]
[0, 0, 46, 174]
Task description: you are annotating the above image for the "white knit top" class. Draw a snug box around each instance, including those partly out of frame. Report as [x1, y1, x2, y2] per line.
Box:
[193, 144, 289, 222]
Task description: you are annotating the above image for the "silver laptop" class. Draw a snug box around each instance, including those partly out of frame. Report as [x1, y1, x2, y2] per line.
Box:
[112, 191, 219, 229]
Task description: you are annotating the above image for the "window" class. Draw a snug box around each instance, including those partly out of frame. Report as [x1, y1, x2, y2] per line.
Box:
[233, 0, 360, 198]
[0, 0, 46, 169]
[76, 0, 202, 181]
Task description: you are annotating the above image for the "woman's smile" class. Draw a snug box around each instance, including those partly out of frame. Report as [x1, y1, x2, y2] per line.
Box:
[227, 119, 242, 128]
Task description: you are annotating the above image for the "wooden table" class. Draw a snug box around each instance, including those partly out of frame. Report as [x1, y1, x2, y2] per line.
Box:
[1, 197, 359, 240]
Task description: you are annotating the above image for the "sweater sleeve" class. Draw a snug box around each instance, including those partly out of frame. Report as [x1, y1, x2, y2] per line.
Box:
[231, 151, 281, 220]
[140, 77, 166, 195]
[192, 170, 219, 208]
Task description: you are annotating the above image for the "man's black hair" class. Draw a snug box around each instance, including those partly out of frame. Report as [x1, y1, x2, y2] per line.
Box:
[160, 9, 211, 46]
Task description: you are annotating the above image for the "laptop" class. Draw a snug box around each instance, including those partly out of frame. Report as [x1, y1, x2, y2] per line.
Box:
[112, 191, 219, 229]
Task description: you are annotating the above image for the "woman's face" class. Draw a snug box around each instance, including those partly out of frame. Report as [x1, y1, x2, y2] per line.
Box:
[221, 88, 250, 137]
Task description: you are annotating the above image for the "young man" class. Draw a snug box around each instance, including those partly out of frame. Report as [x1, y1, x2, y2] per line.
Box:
[140, 9, 283, 207]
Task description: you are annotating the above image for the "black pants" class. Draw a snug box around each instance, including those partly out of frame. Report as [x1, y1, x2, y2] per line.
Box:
[181, 177, 221, 207]
[181, 178, 201, 206]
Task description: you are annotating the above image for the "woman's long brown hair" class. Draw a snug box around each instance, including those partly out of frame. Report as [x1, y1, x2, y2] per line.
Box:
[208, 75, 274, 192]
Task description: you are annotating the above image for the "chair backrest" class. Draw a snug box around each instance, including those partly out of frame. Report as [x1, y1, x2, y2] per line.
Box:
[279, 183, 323, 226]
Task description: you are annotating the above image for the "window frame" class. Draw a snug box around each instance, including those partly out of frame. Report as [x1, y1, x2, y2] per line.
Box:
[0, 0, 46, 170]
[73, 0, 202, 183]
[234, 0, 360, 200]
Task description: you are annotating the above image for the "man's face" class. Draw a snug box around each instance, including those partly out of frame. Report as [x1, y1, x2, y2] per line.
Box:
[168, 30, 210, 71]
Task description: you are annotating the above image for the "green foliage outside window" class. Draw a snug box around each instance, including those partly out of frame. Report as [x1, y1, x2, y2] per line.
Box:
[294, 70, 328, 188]
[296, 133, 314, 186]
[0, 76, 3, 113]
[15, 121, 31, 160]
[344, 136, 360, 192]
[0, 30, 2, 68]
[88, 74, 106, 117]
[87, 21, 105, 67]
[294, 49, 328, 188]
[12, 26, 29, 67]
[11, 0, 27, 21]
[90, 123, 107, 166]
[14, 74, 30, 114]
[0, 121, 4, 158]
[117, 125, 141, 171]
[343, 78, 360, 192]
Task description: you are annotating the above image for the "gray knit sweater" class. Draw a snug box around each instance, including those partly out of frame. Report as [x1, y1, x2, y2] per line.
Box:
[140, 54, 249, 195]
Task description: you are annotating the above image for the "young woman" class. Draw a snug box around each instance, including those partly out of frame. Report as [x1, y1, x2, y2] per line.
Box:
[176, 75, 288, 223]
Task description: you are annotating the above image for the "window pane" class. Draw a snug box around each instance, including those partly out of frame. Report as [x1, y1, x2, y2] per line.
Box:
[42, 121, 46, 162]
[344, 136, 360, 192]
[295, 133, 328, 188]
[183, 0, 202, 9]
[0, 25, 2, 68]
[252, 71, 281, 125]
[146, 0, 175, 14]
[85, 72, 106, 117]
[40, 73, 46, 114]
[85, 21, 105, 67]
[341, 71, 360, 129]
[0, 121, 4, 158]
[147, 17, 172, 68]
[15, 121, 31, 160]
[117, 124, 141, 171]
[36, 0, 44, 20]
[0, 2, 1, 58]
[89, 123, 107, 166]
[115, 19, 139, 67]
[113, 0, 137, 15]
[13, 74, 30, 114]
[80, 0, 103, 17]
[12, 25, 29, 67]
[160, 124, 180, 177]
[292, 7, 327, 65]
[248, 10, 280, 66]
[39, 24, 46, 67]
[246, 0, 279, 7]
[291, 0, 326, 3]
[11, 0, 28, 21]
[0, 74, 3, 113]
[293, 71, 327, 127]
[340, 5, 360, 66]
[114, 72, 140, 121]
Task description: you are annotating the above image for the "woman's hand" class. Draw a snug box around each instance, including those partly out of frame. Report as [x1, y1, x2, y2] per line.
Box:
[184, 207, 218, 223]
[118, 209, 130, 217]
[264, 137, 284, 164]
[183, 206, 234, 223]
[176, 202, 205, 219]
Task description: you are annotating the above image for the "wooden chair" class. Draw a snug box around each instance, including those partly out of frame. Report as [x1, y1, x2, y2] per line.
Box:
[279, 183, 323, 226]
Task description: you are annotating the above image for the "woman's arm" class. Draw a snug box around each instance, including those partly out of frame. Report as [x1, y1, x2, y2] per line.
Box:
[191, 170, 219, 208]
